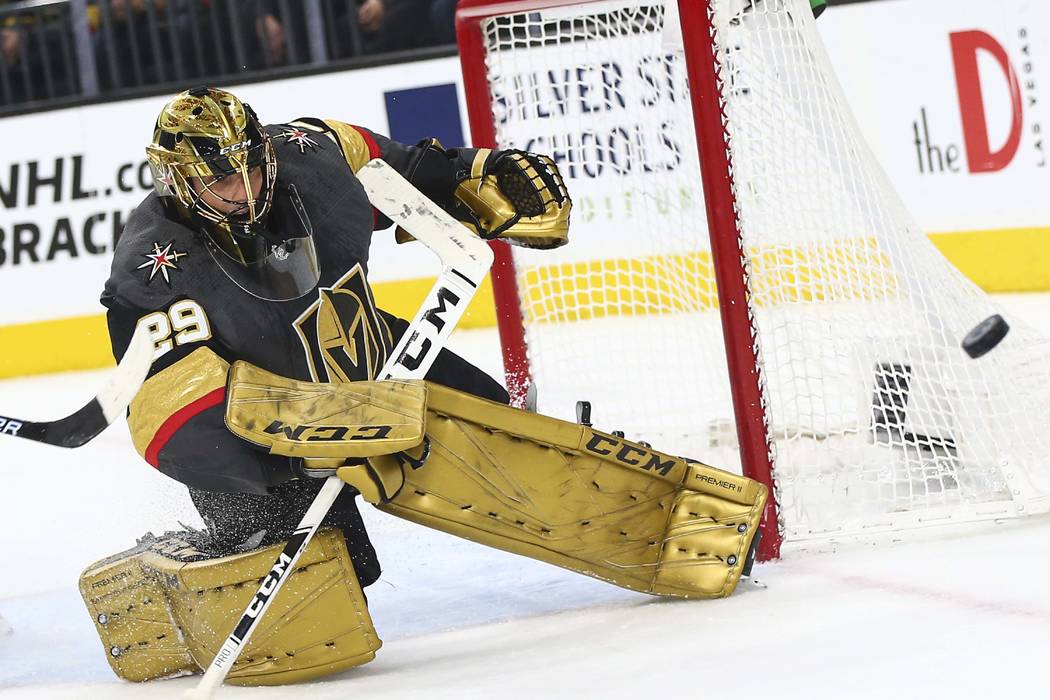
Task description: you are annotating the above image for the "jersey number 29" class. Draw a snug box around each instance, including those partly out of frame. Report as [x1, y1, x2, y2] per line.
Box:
[137, 300, 212, 360]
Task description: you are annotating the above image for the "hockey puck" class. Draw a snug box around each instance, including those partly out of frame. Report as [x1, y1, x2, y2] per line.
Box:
[962, 314, 1009, 359]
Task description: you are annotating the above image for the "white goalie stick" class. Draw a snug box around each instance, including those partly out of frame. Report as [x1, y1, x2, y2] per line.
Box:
[186, 159, 495, 699]
[0, 322, 154, 448]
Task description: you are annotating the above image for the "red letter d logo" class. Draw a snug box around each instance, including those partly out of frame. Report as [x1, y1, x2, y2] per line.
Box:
[950, 30, 1023, 173]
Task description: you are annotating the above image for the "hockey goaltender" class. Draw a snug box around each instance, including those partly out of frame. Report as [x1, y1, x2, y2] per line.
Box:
[77, 87, 768, 686]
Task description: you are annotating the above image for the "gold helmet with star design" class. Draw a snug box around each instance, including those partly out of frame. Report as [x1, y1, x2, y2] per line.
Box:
[146, 87, 320, 301]
[146, 87, 275, 242]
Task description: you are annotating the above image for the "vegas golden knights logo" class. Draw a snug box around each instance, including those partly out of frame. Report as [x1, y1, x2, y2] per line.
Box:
[293, 265, 392, 383]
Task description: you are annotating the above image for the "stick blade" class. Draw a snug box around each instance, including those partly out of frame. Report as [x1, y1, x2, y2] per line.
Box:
[0, 322, 154, 448]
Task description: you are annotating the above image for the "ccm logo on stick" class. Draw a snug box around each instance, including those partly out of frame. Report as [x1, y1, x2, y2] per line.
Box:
[247, 552, 293, 618]
[399, 286, 462, 371]
[0, 417, 22, 435]
[231, 549, 297, 643]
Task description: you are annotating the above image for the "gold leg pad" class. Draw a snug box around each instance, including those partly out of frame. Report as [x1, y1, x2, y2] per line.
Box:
[373, 383, 767, 598]
[79, 527, 381, 685]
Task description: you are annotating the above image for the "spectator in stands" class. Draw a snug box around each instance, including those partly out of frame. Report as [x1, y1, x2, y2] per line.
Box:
[255, 7, 286, 66]
[190, 0, 302, 70]
[93, 0, 173, 90]
[354, 0, 434, 54]
[0, 17, 24, 105]
[92, 0, 297, 91]
[0, 0, 74, 107]
[429, 0, 456, 45]
[0, 24, 19, 64]
[358, 0, 385, 35]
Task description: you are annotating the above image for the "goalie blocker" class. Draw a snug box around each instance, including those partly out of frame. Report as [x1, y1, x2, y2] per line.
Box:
[226, 362, 767, 598]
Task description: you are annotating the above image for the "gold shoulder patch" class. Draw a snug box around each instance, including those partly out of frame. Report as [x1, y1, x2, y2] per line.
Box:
[129, 347, 229, 466]
[321, 119, 376, 173]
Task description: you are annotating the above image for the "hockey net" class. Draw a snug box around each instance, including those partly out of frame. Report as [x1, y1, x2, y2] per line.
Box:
[456, 0, 1050, 557]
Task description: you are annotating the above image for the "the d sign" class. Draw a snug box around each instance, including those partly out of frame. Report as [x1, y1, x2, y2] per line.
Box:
[950, 30, 1023, 173]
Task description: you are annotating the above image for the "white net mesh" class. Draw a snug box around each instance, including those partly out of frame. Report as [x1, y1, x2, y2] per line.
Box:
[473, 0, 1050, 543]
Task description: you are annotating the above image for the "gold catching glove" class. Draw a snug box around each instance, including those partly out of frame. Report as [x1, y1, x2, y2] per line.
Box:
[395, 146, 572, 250]
[454, 149, 571, 249]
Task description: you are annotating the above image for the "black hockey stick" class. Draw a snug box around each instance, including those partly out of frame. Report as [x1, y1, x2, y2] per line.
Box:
[0, 323, 153, 448]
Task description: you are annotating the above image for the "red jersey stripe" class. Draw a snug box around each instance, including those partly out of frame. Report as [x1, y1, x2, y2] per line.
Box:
[352, 126, 383, 229]
[352, 125, 381, 159]
[144, 387, 226, 468]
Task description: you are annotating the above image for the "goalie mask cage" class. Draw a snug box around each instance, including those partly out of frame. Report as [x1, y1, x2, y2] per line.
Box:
[456, 0, 1050, 560]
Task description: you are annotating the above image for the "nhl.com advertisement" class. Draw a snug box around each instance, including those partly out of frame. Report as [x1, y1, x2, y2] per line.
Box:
[0, 154, 146, 267]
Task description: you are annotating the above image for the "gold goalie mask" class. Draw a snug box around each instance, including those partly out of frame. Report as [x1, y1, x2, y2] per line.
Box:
[146, 87, 320, 301]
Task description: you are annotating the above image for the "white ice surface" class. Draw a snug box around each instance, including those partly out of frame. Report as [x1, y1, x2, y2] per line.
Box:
[3, 296, 1050, 698]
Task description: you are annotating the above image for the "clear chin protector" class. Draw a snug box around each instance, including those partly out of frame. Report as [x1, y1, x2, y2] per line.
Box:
[205, 184, 321, 301]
